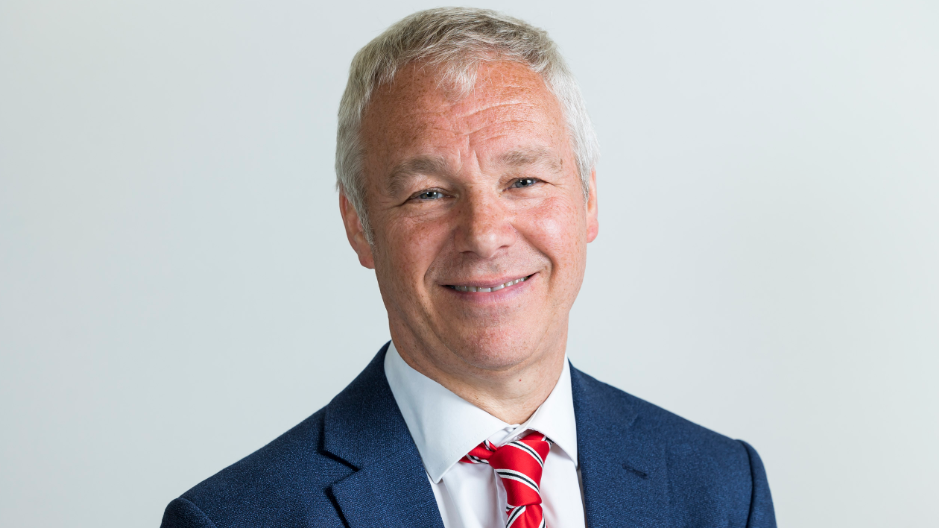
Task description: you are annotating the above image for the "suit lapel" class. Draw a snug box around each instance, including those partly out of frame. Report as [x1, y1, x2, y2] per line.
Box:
[323, 344, 445, 528]
[322, 350, 669, 527]
[571, 365, 669, 527]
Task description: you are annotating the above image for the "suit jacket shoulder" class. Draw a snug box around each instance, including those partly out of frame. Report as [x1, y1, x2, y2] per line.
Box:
[571, 367, 776, 527]
[162, 405, 350, 527]
[162, 344, 443, 528]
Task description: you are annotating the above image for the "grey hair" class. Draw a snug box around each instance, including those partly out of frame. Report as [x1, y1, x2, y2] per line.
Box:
[335, 7, 599, 242]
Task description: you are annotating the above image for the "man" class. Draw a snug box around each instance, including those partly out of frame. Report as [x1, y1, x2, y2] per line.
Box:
[162, 8, 775, 528]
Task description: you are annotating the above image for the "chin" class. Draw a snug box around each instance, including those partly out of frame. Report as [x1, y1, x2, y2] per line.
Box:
[445, 329, 545, 372]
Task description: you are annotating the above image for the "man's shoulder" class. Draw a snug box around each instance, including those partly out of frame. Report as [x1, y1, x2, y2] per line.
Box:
[163, 408, 353, 527]
[161, 346, 400, 528]
[571, 366, 774, 526]
[572, 365, 760, 478]
[572, 365, 744, 446]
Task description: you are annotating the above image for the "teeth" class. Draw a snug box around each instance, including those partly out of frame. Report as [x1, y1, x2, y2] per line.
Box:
[452, 276, 527, 292]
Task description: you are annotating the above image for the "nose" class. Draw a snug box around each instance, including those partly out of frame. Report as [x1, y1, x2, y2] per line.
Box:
[453, 189, 516, 259]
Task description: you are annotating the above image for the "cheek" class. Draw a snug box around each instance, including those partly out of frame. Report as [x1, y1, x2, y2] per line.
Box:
[378, 215, 451, 288]
[519, 197, 588, 280]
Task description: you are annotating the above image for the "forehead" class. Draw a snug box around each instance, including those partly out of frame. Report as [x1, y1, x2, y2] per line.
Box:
[359, 60, 570, 176]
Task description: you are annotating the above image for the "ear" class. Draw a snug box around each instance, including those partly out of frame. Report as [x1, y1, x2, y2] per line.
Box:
[586, 169, 599, 243]
[339, 192, 376, 269]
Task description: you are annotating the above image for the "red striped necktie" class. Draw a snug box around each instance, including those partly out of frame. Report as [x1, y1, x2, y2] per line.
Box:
[460, 431, 552, 528]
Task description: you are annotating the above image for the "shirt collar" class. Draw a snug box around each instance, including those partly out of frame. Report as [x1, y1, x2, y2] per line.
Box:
[383, 340, 578, 483]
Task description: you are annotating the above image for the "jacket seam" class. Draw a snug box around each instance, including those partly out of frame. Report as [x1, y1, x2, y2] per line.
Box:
[178, 496, 220, 528]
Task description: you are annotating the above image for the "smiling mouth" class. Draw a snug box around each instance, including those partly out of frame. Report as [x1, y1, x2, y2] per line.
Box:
[445, 275, 531, 293]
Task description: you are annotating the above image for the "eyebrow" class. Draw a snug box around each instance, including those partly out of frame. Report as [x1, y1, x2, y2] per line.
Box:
[498, 147, 563, 173]
[385, 147, 563, 196]
[386, 156, 452, 196]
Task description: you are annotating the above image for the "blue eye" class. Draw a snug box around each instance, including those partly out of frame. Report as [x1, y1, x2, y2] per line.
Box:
[512, 178, 537, 188]
[417, 190, 444, 200]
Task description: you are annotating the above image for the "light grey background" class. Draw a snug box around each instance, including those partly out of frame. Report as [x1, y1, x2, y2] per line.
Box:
[1, 0, 936, 526]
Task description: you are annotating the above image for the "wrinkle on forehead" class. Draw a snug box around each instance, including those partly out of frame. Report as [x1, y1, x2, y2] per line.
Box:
[391, 101, 545, 145]
[367, 61, 557, 126]
[456, 102, 544, 135]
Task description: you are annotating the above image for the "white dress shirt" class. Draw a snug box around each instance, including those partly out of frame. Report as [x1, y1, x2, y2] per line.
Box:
[384, 341, 586, 528]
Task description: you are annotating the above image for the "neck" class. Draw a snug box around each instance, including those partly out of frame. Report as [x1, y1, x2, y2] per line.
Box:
[390, 327, 568, 425]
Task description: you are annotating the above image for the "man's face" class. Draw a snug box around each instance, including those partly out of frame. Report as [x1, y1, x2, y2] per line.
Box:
[341, 60, 598, 375]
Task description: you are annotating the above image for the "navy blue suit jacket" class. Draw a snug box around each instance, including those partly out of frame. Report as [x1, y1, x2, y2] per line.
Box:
[162, 344, 776, 527]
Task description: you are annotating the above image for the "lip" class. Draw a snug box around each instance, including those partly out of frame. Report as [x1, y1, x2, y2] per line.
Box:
[441, 273, 536, 295]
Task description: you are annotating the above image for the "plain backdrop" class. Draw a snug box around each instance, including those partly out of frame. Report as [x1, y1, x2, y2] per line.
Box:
[1, 1, 937, 526]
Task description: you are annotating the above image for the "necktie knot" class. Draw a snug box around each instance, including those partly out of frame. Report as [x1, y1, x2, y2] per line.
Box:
[461, 431, 551, 528]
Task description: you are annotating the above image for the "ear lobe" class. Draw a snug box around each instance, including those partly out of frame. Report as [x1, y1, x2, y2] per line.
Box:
[586, 169, 599, 243]
[339, 193, 376, 269]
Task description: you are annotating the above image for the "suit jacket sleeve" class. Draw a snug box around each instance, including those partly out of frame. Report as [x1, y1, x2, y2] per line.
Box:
[161, 497, 218, 528]
[741, 440, 777, 528]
